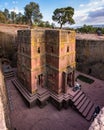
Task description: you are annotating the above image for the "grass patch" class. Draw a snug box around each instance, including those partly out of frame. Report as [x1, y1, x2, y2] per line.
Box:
[77, 75, 94, 84]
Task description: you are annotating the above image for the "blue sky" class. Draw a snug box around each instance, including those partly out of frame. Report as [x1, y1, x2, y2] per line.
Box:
[0, 0, 104, 27]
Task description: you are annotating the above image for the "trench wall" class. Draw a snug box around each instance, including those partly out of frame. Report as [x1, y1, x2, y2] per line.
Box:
[76, 39, 104, 80]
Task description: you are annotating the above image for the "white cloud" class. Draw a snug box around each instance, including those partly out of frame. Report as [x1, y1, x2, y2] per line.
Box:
[74, 0, 104, 25]
[79, 4, 84, 7]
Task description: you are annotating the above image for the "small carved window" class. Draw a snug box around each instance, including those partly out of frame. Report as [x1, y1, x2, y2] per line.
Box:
[38, 47, 40, 53]
[51, 47, 54, 53]
[76, 58, 79, 62]
[67, 46, 69, 52]
[68, 31, 70, 34]
[23, 47, 24, 52]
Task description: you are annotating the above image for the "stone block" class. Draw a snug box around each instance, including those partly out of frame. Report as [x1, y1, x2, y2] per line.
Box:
[17, 28, 76, 95]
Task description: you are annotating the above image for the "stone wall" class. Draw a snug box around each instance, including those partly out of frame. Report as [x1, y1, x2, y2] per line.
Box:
[89, 107, 104, 130]
[76, 39, 104, 80]
[0, 60, 11, 130]
[0, 32, 17, 66]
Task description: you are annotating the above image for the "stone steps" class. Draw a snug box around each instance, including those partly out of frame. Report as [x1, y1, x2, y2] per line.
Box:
[11, 79, 36, 101]
[79, 99, 90, 113]
[63, 93, 73, 101]
[86, 104, 97, 121]
[74, 94, 85, 106]
[4, 71, 14, 79]
[11, 78, 99, 119]
[11, 78, 50, 107]
[37, 89, 50, 102]
[72, 91, 83, 102]
[76, 96, 87, 109]
[82, 101, 93, 117]
[11, 78, 74, 110]
[71, 90, 98, 121]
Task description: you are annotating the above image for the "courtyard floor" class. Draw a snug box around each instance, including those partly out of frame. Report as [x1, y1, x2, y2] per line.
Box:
[6, 71, 104, 130]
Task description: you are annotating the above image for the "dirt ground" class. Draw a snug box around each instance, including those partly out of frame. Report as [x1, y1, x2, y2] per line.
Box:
[0, 24, 104, 41]
[76, 33, 104, 40]
[0, 24, 29, 35]
[5, 71, 104, 130]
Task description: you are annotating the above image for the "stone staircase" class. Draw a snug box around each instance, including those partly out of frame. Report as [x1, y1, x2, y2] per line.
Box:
[4, 70, 15, 80]
[11, 77, 98, 121]
[11, 78, 50, 107]
[71, 90, 97, 121]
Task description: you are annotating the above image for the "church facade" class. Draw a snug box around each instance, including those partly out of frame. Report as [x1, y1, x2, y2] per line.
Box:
[17, 29, 76, 107]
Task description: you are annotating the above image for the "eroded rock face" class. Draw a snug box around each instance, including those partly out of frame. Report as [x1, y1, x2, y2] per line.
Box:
[0, 93, 7, 130]
[0, 60, 11, 130]
[89, 107, 104, 130]
[76, 39, 104, 80]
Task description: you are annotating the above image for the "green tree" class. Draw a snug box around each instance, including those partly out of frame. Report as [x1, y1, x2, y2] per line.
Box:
[44, 21, 51, 28]
[10, 11, 17, 23]
[77, 24, 100, 34]
[38, 21, 45, 27]
[52, 7, 75, 28]
[15, 12, 23, 24]
[3, 8, 10, 21]
[0, 11, 6, 23]
[24, 2, 43, 26]
[21, 15, 27, 24]
[51, 23, 55, 28]
[38, 20, 55, 28]
[102, 28, 104, 34]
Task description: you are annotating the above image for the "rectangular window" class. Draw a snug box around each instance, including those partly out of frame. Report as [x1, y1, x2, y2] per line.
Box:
[38, 47, 40, 53]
